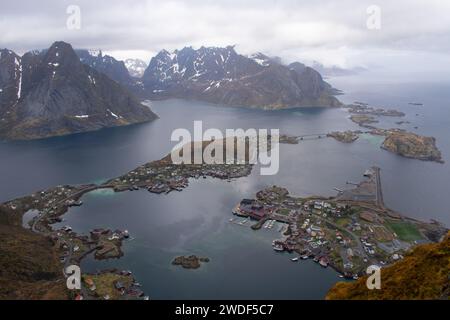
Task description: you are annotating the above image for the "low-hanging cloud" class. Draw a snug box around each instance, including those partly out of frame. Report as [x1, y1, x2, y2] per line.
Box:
[1, 0, 450, 77]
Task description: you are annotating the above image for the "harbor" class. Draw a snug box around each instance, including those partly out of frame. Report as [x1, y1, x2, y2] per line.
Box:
[231, 167, 448, 278]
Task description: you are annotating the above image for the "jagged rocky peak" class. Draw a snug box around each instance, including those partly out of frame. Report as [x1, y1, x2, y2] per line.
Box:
[75, 48, 132, 85]
[124, 58, 148, 78]
[144, 45, 262, 83]
[0, 49, 22, 114]
[46, 41, 82, 70]
[141, 45, 341, 109]
[0, 41, 157, 140]
[248, 52, 272, 66]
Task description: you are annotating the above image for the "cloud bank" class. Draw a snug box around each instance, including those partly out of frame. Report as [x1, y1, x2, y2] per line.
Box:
[1, 0, 450, 78]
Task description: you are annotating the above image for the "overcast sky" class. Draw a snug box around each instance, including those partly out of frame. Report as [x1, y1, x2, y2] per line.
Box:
[1, 0, 450, 78]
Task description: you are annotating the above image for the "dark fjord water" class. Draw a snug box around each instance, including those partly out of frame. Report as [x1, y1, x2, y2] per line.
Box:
[0, 78, 449, 299]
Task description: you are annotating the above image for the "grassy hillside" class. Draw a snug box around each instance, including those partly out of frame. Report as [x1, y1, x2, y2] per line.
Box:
[326, 232, 450, 300]
[0, 223, 68, 299]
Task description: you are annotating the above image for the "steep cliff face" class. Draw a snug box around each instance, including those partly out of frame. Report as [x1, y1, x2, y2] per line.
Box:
[0, 49, 22, 115]
[76, 49, 133, 85]
[141, 46, 341, 109]
[326, 232, 450, 300]
[0, 42, 157, 140]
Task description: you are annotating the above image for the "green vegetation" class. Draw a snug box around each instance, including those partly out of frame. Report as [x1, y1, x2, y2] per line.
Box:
[386, 221, 423, 241]
[0, 224, 68, 299]
[336, 217, 351, 227]
[327, 232, 450, 300]
[84, 273, 133, 300]
[277, 208, 290, 216]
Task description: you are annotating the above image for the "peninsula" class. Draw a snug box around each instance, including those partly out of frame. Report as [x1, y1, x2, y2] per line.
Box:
[0, 138, 255, 299]
[232, 167, 448, 278]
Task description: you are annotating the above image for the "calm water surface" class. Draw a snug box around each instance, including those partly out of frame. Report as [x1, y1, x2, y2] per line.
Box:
[1, 78, 449, 299]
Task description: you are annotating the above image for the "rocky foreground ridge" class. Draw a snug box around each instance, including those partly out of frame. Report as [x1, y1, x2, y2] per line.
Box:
[326, 232, 450, 300]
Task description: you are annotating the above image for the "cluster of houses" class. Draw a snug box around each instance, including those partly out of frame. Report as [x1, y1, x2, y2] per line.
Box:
[360, 237, 376, 255]
[303, 200, 346, 217]
[90, 228, 129, 243]
[112, 162, 251, 195]
[235, 199, 271, 220]
[256, 186, 289, 203]
[79, 270, 147, 300]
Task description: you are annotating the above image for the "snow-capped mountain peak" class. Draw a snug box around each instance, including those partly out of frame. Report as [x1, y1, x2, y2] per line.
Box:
[124, 58, 148, 78]
[249, 53, 271, 67]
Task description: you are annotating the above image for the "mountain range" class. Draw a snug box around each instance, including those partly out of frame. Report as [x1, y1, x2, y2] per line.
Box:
[140, 46, 341, 109]
[0, 42, 157, 140]
[0, 41, 342, 140]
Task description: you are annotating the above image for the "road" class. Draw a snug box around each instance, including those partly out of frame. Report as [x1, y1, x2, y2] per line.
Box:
[29, 184, 109, 299]
[31, 184, 113, 233]
[318, 215, 368, 259]
[373, 166, 385, 208]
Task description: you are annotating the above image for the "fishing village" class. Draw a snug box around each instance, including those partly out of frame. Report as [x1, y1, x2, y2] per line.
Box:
[0, 141, 254, 300]
[0, 138, 446, 298]
[231, 167, 448, 279]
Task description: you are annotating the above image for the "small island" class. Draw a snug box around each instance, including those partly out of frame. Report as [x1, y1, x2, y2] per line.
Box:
[172, 255, 210, 269]
[346, 103, 405, 117]
[276, 129, 443, 164]
[327, 131, 361, 143]
[382, 131, 443, 163]
[349, 114, 379, 128]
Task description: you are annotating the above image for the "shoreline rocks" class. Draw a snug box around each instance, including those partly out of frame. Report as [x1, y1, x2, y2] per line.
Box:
[327, 131, 360, 143]
[381, 131, 443, 163]
[172, 255, 210, 269]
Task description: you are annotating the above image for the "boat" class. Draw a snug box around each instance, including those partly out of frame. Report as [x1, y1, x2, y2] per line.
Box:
[291, 257, 299, 262]
[319, 260, 328, 268]
[319, 257, 329, 268]
[301, 255, 309, 260]
[353, 275, 359, 280]
[273, 244, 284, 252]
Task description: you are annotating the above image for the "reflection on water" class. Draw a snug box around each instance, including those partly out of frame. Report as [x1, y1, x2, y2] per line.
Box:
[59, 179, 340, 299]
[1, 78, 450, 298]
[22, 209, 39, 229]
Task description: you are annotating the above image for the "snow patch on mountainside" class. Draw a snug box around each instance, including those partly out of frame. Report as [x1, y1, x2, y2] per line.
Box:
[15, 57, 22, 100]
[124, 58, 148, 78]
